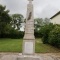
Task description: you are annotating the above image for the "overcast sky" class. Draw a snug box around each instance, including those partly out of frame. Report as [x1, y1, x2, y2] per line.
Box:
[0, 0, 60, 18]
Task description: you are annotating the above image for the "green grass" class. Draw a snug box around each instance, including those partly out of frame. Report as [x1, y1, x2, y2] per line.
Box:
[0, 38, 60, 53]
[0, 39, 22, 52]
[35, 39, 60, 53]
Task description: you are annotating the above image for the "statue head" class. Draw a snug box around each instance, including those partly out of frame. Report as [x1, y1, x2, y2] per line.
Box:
[28, 0, 33, 1]
[28, 0, 33, 3]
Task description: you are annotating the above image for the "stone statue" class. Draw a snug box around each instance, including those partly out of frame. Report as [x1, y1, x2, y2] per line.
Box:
[28, 0, 33, 1]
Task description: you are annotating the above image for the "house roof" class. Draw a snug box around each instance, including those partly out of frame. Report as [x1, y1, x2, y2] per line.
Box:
[50, 11, 60, 19]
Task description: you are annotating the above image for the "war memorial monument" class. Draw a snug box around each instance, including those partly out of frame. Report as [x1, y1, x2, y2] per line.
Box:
[23, 0, 35, 55]
[17, 0, 40, 60]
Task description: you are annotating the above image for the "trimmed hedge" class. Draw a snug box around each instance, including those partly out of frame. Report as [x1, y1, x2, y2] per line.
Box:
[0, 28, 24, 39]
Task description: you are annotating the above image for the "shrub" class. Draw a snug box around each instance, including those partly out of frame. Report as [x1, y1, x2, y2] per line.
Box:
[10, 29, 24, 39]
[34, 30, 43, 38]
[40, 23, 54, 44]
[48, 25, 60, 48]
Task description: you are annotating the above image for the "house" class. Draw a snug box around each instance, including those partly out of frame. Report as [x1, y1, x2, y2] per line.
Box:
[50, 11, 60, 24]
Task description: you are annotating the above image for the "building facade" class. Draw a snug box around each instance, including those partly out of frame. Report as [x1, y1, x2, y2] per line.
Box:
[50, 11, 60, 24]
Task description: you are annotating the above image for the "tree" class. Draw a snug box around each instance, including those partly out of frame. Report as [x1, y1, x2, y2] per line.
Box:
[43, 18, 50, 25]
[11, 14, 24, 30]
[0, 5, 11, 35]
[34, 18, 43, 31]
[34, 18, 43, 38]
[34, 18, 50, 31]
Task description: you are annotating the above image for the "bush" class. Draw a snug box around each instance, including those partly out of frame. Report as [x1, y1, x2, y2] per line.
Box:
[10, 29, 24, 39]
[40, 23, 54, 44]
[34, 30, 43, 38]
[48, 25, 60, 48]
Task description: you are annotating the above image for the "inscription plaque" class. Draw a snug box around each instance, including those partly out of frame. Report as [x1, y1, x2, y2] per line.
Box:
[24, 42, 33, 54]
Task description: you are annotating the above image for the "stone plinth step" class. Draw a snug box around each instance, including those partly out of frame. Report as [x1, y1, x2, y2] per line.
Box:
[17, 55, 41, 60]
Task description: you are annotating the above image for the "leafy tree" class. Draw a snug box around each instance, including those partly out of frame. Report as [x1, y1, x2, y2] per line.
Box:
[43, 18, 50, 25]
[0, 5, 11, 35]
[34, 18, 43, 31]
[34, 18, 43, 38]
[11, 14, 24, 30]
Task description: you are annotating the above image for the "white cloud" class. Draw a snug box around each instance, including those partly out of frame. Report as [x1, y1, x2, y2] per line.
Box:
[39, 5, 59, 18]
[0, 0, 60, 18]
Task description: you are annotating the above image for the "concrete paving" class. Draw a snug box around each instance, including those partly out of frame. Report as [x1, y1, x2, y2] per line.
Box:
[0, 53, 60, 60]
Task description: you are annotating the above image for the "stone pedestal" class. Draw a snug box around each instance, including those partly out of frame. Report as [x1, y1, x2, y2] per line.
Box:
[23, 40, 35, 55]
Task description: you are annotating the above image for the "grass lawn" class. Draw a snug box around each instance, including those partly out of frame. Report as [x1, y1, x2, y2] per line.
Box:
[0, 39, 22, 52]
[0, 38, 60, 53]
[35, 39, 60, 53]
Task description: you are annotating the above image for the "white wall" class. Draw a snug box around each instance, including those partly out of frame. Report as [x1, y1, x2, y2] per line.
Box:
[51, 14, 60, 24]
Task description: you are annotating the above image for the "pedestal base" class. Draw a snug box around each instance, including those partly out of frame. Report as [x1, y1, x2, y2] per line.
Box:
[17, 55, 40, 60]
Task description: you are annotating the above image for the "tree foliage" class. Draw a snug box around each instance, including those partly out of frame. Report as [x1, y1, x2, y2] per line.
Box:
[0, 5, 11, 35]
[0, 5, 24, 38]
[11, 14, 24, 30]
[43, 18, 50, 25]
[34, 18, 43, 31]
[48, 25, 60, 48]
[40, 23, 55, 43]
[34, 18, 51, 38]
